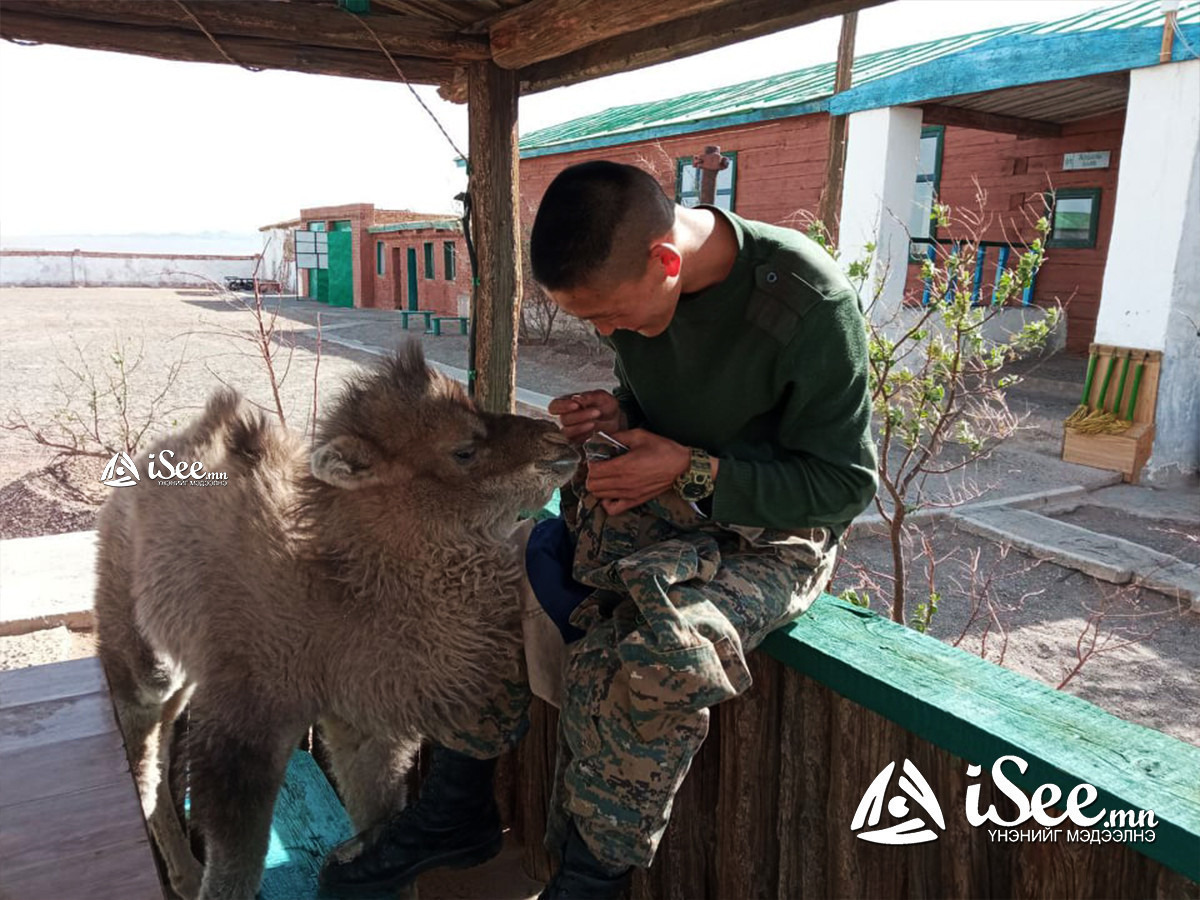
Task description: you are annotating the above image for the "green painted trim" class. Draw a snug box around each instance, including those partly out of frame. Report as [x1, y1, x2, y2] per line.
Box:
[763, 596, 1200, 880]
[443, 240, 456, 281]
[423, 241, 434, 279]
[367, 220, 460, 234]
[375, 240, 384, 276]
[909, 126, 945, 259]
[518, 99, 829, 160]
[1045, 188, 1102, 249]
[406, 246, 418, 310]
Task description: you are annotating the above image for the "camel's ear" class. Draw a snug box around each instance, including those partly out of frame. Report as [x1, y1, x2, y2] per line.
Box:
[311, 434, 382, 490]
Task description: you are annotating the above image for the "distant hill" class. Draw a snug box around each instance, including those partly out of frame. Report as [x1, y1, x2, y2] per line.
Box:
[0, 232, 262, 256]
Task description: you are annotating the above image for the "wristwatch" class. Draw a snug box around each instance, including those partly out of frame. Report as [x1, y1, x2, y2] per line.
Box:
[674, 448, 715, 502]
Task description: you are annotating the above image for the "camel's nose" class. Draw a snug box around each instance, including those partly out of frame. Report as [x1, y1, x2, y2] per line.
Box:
[541, 430, 581, 473]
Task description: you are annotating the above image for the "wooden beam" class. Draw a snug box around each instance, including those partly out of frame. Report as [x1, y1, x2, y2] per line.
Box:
[0, 8, 454, 83]
[489, 0, 730, 71]
[920, 103, 1062, 139]
[519, 0, 886, 95]
[467, 61, 521, 414]
[1, 1, 490, 62]
[818, 11, 857, 241]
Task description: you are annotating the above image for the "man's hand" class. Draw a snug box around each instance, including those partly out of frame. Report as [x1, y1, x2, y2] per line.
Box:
[547, 390, 625, 443]
[585, 429, 692, 515]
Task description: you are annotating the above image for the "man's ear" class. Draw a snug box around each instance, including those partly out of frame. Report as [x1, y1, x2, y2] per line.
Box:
[651, 243, 682, 279]
[311, 434, 383, 490]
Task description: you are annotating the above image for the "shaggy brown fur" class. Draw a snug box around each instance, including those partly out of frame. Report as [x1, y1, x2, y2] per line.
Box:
[94, 343, 578, 900]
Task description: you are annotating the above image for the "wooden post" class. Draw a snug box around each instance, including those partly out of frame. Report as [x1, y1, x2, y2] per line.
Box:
[467, 60, 521, 414]
[818, 12, 857, 243]
[1160, 7, 1177, 62]
[691, 145, 729, 206]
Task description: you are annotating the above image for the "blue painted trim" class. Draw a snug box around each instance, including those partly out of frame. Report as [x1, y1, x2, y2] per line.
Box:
[945, 241, 962, 302]
[1023, 265, 1039, 307]
[518, 99, 830, 160]
[367, 220, 460, 234]
[992, 246, 1011, 306]
[830, 25, 1200, 115]
[921, 244, 936, 307]
[971, 246, 987, 306]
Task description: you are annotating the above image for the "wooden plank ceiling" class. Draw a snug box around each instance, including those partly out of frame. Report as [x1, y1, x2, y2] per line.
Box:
[0, 0, 882, 101]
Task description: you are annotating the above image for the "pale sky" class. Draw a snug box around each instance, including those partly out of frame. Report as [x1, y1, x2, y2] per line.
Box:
[0, 0, 1128, 242]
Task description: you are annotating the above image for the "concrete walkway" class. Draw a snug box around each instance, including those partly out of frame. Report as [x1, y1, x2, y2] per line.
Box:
[0, 531, 96, 636]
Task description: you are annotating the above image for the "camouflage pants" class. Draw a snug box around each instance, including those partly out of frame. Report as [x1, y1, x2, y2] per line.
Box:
[442, 486, 836, 871]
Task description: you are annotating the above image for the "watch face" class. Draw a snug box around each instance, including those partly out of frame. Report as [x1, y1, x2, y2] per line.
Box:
[680, 479, 710, 501]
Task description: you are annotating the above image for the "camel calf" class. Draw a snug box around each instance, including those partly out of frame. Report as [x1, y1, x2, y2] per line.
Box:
[94, 343, 578, 899]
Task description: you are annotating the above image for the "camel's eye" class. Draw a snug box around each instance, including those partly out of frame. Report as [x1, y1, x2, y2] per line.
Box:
[452, 446, 476, 464]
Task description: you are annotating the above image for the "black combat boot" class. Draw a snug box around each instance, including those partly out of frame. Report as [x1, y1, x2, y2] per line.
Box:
[538, 822, 632, 900]
[318, 745, 502, 897]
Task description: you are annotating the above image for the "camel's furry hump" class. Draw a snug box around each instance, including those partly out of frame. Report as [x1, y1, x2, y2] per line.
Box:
[95, 388, 308, 681]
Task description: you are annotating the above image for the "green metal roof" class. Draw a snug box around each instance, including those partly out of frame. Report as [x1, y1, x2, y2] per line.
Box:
[518, 0, 1198, 158]
[367, 220, 460, 233]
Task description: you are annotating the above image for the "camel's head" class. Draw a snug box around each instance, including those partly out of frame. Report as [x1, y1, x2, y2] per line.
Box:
[309, 342, 578, 531]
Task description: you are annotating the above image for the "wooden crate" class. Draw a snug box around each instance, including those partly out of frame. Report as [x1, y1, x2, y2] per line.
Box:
[1062, 345, 1162, 483]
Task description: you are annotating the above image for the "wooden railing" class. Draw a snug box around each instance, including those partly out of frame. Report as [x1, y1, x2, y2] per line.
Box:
[504, 594, 1200, 898]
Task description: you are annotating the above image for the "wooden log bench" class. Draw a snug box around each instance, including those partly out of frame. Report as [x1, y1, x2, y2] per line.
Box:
[430, 316, 469, 336]
[398, 309, 435, 331]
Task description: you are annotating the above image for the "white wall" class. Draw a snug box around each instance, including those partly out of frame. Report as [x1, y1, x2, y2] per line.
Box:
[0, 251, 259, 288]
[1093, 60, 1200, 481]
[1095, 60, 1200, 349]
[838, 106, 923, 322]
[259, 228, 297, 293]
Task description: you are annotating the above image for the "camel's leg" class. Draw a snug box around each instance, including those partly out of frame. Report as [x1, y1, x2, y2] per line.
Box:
[320, 716, 420, 832]
[102, 635, 204, 899]
[187, 708, 294, 900]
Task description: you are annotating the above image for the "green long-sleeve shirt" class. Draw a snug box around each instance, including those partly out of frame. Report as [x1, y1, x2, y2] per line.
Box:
[606, 209, 878, 533]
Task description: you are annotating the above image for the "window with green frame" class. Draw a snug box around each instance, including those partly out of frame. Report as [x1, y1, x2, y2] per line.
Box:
[1044, 188, 1101, 249]
[909, 125, 944, 258]
[376, 240, 385, 275]
[675, 151, 736, 211]
[443, 241, 456, 281]
[423, 242, 434, 279]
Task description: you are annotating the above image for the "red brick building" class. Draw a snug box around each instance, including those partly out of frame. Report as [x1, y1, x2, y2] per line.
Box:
[296, 203, 469, 315]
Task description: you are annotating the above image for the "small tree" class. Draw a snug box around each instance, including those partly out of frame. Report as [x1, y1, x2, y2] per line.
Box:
[810, 192, 1059, 626]
[4, 331, 188, 462]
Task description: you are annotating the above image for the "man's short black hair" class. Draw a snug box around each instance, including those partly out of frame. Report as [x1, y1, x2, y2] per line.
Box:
[529, 160, 675, 291]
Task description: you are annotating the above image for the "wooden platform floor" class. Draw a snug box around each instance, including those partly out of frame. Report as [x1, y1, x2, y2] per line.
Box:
[0, 657, 163, 900]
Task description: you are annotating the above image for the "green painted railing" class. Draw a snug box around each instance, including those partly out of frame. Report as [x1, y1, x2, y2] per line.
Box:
[763, 595, 1200, 882]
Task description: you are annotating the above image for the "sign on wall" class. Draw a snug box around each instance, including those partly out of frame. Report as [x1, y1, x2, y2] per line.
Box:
[294, 230, 328, 269]
[1062, 151, 1110, 171]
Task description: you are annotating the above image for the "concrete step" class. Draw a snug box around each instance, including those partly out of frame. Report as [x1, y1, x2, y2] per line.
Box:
[953, 507, 1200, 610]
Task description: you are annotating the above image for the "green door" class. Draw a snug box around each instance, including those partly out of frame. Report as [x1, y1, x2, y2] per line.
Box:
[406, 247, 419, 310]
[327, 230, 353, 308]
